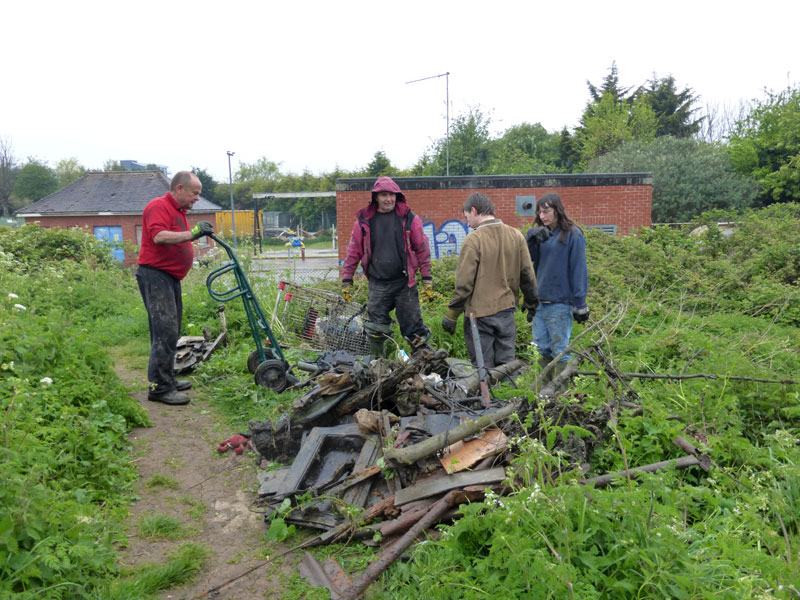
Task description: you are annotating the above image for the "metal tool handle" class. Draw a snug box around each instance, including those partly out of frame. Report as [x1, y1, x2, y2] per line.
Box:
[468, 313, 491, 407]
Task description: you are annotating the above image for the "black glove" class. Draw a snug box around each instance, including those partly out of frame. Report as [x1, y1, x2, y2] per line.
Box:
[526, 305, 537, 323]
[441, 314, 458, 335]
[190, 221, 214, 240]
[573, 306, 590, 324]
[527, 226, 552, 246]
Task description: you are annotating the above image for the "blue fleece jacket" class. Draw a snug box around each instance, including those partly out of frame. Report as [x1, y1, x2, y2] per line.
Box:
[528, 226, 588, 309]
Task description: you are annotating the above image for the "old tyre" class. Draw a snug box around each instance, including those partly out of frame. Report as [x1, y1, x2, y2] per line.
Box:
[254, 359, 289, 392]
[247, 350, 263, 374]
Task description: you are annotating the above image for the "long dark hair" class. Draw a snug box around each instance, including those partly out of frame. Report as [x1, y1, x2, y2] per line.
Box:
[534, 192, 575, 243]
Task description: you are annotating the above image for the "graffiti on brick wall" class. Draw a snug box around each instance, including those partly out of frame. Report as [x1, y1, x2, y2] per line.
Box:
[422, 220, 470, 258]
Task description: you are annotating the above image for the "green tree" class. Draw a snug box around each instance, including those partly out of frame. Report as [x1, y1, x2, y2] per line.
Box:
[13, 159, 59, 203]
[728, 85, 800, 204]
[191, 166, 218, 202]
[422, 106, 492, 176]
[365, 151, 395, 177]
[55, 157, 86, 188]
[580, 93, 658, 165]
[103, 159, 122, 171]
[0, 136, 19, 217]
[486, 122, 562, 174]
[638, 74, 702, 138]
[557, 127, 581, 172]
[590, 136, 758, 222]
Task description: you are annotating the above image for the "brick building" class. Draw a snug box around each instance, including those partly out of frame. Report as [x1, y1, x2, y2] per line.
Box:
[335, 173, 652, 261]
[16, 171, 220, 267]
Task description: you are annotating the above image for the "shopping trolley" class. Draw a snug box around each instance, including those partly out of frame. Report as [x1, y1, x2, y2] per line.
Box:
[271, 281, 370, 356]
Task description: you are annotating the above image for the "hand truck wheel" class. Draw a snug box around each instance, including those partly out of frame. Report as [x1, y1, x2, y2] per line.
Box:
[254, 359, 289, 392]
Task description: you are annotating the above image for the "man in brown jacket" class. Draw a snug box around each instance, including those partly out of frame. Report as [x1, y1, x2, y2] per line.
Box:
[442, 193, 538, 367]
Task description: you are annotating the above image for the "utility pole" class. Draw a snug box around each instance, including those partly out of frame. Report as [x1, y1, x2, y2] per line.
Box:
[406, 71, 450, 176]
[226, 150, 237, 249]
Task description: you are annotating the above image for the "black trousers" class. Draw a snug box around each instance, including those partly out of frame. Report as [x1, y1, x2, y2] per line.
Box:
[367, 279, 427, 340]
[136, 266, 182, 395]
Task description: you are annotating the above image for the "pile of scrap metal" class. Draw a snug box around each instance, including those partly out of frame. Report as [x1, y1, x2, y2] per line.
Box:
[243, 340, 607, 597]
[173, 305, 228, 374]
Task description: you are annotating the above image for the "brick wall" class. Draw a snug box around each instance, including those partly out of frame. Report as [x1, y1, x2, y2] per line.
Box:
[336, 174, 652, 261]
[23, 214, 216, 268]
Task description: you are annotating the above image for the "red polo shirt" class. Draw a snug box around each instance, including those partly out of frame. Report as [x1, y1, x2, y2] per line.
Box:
[138, 192, 194, 280]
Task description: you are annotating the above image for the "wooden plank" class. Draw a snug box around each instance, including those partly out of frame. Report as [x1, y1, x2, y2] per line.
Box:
[394, 467, 507, 506]
[439, 428, 508, 474]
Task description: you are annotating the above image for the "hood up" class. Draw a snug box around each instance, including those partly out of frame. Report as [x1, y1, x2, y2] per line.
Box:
[370, 176, 406, 205]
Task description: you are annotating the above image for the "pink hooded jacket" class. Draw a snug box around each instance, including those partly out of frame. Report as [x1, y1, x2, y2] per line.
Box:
[341, 176, 432, 287]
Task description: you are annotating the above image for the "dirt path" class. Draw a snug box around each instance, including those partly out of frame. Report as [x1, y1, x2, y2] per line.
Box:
[112, 349, 295, 599]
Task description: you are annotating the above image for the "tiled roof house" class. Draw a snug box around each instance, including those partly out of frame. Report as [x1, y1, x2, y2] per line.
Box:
[16, 171, 221, 266]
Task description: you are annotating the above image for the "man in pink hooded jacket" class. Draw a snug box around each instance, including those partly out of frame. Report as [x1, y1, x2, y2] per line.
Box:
[341, 176, 433, 357]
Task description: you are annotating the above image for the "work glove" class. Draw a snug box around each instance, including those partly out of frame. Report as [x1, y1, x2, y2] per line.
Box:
[341, 283, 353, 303]
[420, 280, 434, 302]
[572, 306, 590, 324]
[441, 309, 459, 335]
[190, 221, 214, 240]
[525, 302, 538, 323]
[526, 226, 552, 246]
[217, 434, 250, 455]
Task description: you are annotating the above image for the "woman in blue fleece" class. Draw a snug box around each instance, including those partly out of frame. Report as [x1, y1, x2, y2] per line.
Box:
[526, 192, 589, 387]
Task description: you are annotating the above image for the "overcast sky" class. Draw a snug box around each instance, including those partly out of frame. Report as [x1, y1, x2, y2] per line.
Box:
[3, 1, 797, 182]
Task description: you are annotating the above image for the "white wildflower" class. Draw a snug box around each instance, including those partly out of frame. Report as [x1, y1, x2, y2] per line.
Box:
[8, 293, 19, 300]
[13, 304, 26, 311]
[40, 377, 53, 385]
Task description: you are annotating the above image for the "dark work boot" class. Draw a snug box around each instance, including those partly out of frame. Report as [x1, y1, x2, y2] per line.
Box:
[175, 380, 192, 391]
[148, 390, 190, 405]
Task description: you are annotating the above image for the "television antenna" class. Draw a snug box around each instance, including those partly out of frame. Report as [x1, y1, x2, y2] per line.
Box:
[406, 71, 450, 176]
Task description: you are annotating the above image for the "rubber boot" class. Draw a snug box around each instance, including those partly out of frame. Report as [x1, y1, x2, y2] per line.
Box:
[552, 361, 570, 395]
[535, 355, 553, 393]
[369, 336, 385, 359]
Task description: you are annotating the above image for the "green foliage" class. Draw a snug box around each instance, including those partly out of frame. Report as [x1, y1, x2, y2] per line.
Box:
[579, 93, 658, 166]
[191, 166, 218, 202]
[589, 136, 759, 222]
[373, 204, 800, 597]
[366, 150, 397, 177]
[638, 74, 702, 138]
[12, 159, 59, 203]
[421, 106, 492, 176]
[486, 122, 564, 175]
[0, 225, 148, 599]
[729, 84, 800, 205]
[54, 157, 86, 188]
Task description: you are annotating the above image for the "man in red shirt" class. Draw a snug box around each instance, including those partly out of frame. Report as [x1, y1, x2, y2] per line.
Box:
[137, 171, 213, 405]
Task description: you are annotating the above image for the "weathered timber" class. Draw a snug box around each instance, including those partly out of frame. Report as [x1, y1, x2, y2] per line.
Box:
[394, 467, 507, 506]
[339, 490, 459, 600]
[585, 455, 706, 488]
[576, 370, 798, 385]
[384, 400, 521, 466]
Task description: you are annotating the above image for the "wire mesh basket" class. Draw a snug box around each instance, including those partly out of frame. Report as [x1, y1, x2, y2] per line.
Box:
[270, 281, 370, 355]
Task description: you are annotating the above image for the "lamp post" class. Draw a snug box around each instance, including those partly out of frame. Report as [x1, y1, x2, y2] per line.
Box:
[227, 150, 237, 249]
[406, 71, 450, 176]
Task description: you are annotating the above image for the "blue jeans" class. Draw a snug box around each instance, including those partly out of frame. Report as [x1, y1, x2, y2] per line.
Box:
[532, 303, 573, 362]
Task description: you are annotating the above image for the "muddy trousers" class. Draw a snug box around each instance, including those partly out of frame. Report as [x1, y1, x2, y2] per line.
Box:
[366, 279, 428, 356]
[136, 265, 182, 396]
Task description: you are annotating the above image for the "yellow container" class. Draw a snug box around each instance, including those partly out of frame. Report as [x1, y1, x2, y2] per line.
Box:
[215, 210, 260, 237]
